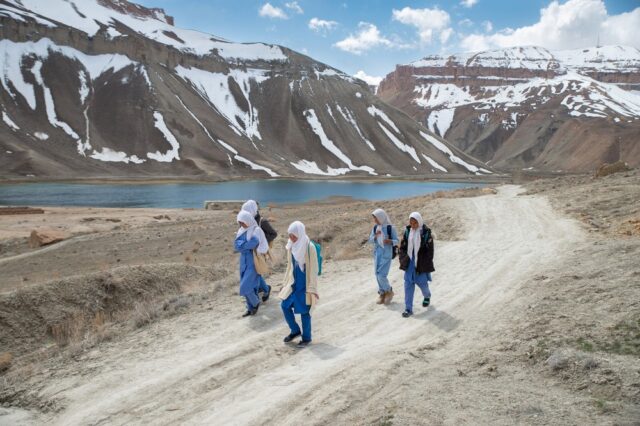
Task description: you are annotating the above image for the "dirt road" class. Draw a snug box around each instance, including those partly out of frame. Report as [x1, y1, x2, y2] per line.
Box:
[8, 185, 586, 425]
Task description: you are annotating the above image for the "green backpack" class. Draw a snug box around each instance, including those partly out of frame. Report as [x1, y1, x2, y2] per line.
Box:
[308, 240, 323, 276]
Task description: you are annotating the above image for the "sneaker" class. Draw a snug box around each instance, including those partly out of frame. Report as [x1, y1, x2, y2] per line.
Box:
[422, 297, 430, 308]
[376, 292, 385, 305]
[402, 310, 413, 318]
[384, 290, 394, 305]
[241, 310, 253, 317]
[283, 331, 301, 343]
[262, 285, 272, 302]
[296, 340, 311, 348]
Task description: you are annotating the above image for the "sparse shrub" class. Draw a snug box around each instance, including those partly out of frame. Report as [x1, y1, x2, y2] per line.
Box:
[130, 303, 162, 329]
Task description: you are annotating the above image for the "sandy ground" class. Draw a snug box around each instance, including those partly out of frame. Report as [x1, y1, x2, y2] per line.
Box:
[1, 176, 638, 425]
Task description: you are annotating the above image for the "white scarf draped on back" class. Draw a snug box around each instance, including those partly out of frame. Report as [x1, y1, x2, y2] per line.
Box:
[407, 211, 424, 262]
[236, 210, 268, 254]
[286, 221, 310, 267]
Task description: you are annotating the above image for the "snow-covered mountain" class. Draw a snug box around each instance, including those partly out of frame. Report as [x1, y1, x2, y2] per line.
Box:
[378, 46, 640, 172]
[0, 0, 490, 179]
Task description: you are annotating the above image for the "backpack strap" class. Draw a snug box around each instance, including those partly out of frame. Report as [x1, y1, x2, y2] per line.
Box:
[386, 224, 392, 240]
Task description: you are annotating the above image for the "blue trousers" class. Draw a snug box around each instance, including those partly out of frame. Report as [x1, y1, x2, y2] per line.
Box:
[245, 287, 259, 310]
[281, 302, 312, 342]
[258, 275, 270, 294]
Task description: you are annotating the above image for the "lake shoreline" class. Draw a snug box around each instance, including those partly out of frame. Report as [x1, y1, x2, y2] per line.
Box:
[0, 173, 511, 186]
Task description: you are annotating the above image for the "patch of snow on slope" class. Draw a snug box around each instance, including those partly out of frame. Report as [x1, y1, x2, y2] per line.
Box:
[176, 65, 269, 140]
[420, 131, 488, 173]
[427, 108, 454, 136]
[30, 60, 80, 141]
[2, 111, 19, 130]
[304, 109, 376, 175]
[90, 148, 145, 164]
[421, 154, 447, 172]
[147, 111, 180, 162]
[290, 160, 350, 176]
[378, 123, 420, 164]
[0, 38, 138, 112]
[176, 94, 278, 176]
[367, 105, 400, 133]
[34, 132, 49, 140]
[335, 105, 375, 150]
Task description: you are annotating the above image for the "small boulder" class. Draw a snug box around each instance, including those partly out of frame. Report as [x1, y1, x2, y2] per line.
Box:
[594, 161, 630, 178]
[0, 352, 12, 373]
[29, 228, 67, 248]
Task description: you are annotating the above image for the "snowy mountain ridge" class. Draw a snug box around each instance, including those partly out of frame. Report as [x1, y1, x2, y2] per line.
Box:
[0, 0, 489, 179]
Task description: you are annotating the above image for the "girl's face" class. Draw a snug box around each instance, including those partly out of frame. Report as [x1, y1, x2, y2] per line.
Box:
[239, 221, 249, 229]
[372, 215, 381, 225]
[409, 218, 419, 229]
[289, 233, 298, 243]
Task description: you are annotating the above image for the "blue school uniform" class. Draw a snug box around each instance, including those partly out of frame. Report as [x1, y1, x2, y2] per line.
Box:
[281, 256, 312, 341]
[234, 232, 260, 310]
[369, 224, 399, 294]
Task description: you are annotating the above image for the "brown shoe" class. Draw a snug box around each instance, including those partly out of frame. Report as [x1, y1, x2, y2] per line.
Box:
[376, 292, 385, 304]
[384, 290, 394, 305]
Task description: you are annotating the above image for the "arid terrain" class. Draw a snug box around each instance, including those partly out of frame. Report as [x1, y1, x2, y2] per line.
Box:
[0, 170, 638, 425]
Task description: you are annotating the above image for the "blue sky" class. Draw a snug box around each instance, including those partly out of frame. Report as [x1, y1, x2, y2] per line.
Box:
[137, 0, 640, 81]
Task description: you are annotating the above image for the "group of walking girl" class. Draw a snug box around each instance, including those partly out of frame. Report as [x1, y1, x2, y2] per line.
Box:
[234, 201, 434, 349]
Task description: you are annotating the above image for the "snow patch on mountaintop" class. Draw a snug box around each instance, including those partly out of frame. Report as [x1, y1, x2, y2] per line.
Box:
[2, 0, 287, 62]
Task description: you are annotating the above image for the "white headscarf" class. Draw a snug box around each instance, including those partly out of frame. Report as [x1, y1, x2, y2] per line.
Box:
[407, 212, 424, 262]
[372, 208, 391, 247]
[286, 221, 310, 267]
[241, 200, 259, 218]
[236, 210, 269, 254]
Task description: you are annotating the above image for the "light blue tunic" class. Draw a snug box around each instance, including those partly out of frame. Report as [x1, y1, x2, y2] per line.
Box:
[368, 224, 399, 294]
[234, 232, 260, 308]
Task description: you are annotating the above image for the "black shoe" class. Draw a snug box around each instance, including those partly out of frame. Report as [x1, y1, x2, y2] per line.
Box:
[422, 297, 430, 307]
[251, 303, 260, 315]
[283, 331, 301, 343]
[242, 310, 253, 317]
[402, 310, 413, 318]
[262, 285, 272, 302]
[296, 340, 311, 348]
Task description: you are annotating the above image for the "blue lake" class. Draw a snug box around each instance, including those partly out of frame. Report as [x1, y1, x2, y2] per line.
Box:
[0, 180, 483, 208]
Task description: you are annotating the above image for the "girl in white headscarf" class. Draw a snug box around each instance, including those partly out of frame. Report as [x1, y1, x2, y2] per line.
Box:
[278, 221, 319, 348]
[234, 211, 264, 317]
[368, 208, 398, 305]
[242, 199, 277, 302]
[398, 212, 435, 317]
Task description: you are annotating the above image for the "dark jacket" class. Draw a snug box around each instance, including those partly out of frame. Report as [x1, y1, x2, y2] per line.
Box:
[398, 224, 435, 273]
[255, 213, 277, 243]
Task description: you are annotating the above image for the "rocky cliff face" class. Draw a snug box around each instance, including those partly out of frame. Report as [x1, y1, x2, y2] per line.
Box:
[378, 46, 640, 172]
[0, 0, 491, 180]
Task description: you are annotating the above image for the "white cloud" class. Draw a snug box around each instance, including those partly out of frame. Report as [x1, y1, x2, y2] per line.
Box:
[459, 18, 473, 27]
[461, 0, 478, 8]
[334, 22, 394, 54]
[309, 17, 338, 34]
[354, 70, 383, 86]
[460, 0, 640, 52]
[285, 1, 304, 14]
[482, 20, 493, 32]
[392, 7, 452, 44]
[259, 3, 288, 19]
